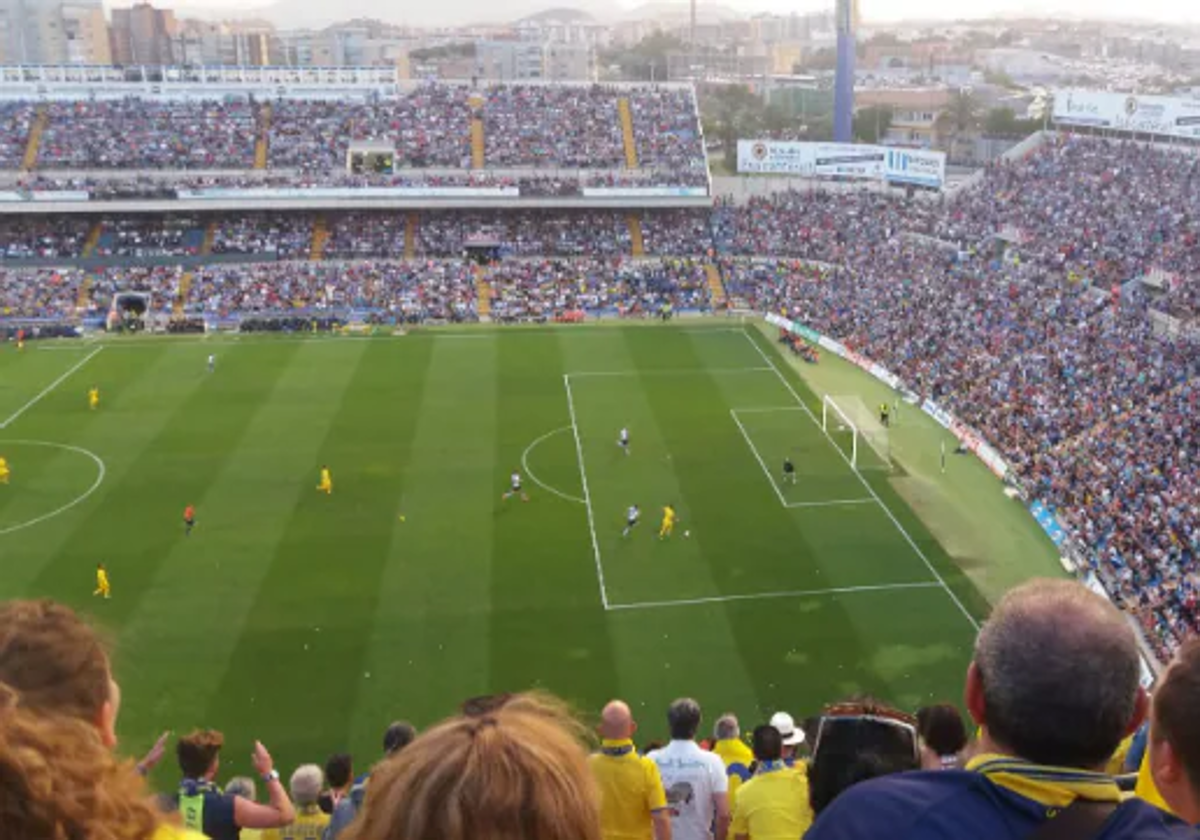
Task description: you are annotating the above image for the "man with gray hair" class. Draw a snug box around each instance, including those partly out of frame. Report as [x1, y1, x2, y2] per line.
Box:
[711, 714, 754, 802]
[265, 765, 329, 840]
[806, 579, 1199, 840]
[649, 699, 730, 840]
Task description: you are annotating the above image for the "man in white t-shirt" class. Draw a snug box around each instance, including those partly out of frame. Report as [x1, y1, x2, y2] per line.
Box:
[648, 698, 730, 840]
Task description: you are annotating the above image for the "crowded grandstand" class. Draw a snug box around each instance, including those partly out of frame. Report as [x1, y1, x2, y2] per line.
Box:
[2, 67, 1200, 840]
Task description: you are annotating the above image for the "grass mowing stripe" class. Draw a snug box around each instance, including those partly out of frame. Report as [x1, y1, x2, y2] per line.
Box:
[596, 329, 763, 727]
[114, 342, 366, 780]
[740, 328, 984, 629]
[349, 337, 498, 742]
[204, 341, 433, 770]
[488, 333, 622, 710]
[0, 348, 195, 592]
[21, 345, 270, 611]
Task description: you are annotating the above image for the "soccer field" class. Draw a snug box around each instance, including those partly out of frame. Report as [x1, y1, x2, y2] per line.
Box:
[0, 323, 989, 781]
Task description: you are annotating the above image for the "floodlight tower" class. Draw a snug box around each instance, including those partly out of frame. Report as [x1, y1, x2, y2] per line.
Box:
[833, 0, 858, 142]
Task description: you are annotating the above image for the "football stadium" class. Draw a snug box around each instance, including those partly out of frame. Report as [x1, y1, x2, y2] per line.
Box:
[1, 65, 1199, 840]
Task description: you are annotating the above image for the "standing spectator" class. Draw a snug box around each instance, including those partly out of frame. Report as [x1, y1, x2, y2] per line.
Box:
[1148, 638, 1200, 823]
[175, 730, 296, 840]
[342, 692, 601, 840]
[806, 580, 1197, 840]
[0, 599, 171, 775]
[712, 714, 754, 801]
[0, 684, 206, 840]
[590, 700, 672, 840]
[320, 754, 354, 814]
[806, 698, 921, 816]
[326, 722, 417, 840]
[383, 721, 416, 757]
[916, 704, 969, 770]
[225, 778, 263, 840]
[731, 724, 813, 840]
[649, 698, 730, 840]
[265, 765, 329, 840]
[768, 712, 806, 766]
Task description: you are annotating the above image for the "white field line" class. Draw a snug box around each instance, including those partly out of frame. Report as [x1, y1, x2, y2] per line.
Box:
[563, 374, 610, 610]
[521, 426, 585, 505]
[567, 366, 771, 378]
[786, 498, 877, 508]
[730, 406, 806, 414]
[739, 327, 981, 632]
[607, 581, 944, 612]
[1, 347, 103, 430]
[0, 440, 106, 536]
[729, 409, 788, 507]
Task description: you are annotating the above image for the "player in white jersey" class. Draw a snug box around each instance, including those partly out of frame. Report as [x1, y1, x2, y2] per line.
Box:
[622, 504, 640, 537]
[207, 354, 216, 373]
[618, 427, 630, 455]
[502, 470, 529, 502]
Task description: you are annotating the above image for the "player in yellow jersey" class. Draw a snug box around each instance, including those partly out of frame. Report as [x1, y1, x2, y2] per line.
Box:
[659, 504, 676, 540]
[94, 563, 110, 599]
[88, 386, 100, 411]
[0, 456, 9, 485]
[317, 465, 333, 495]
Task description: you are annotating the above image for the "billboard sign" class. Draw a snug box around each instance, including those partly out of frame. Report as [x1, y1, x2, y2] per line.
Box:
[1053, 89, 1200, 140]
[737, 140, 945, 188]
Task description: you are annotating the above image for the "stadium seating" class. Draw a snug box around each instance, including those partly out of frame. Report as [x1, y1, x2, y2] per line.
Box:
[1, 134, 1198, 662]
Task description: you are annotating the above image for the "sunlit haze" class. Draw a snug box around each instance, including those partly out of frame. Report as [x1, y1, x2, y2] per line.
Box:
[102, 0, 1200, 25]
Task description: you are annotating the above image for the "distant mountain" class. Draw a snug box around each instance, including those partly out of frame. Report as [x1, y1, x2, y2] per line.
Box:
[619, 1, 745, 23]
[225, 0, 611, 28]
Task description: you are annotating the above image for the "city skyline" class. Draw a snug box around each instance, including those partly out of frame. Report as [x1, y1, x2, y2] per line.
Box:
[98, 0, 1200, 27]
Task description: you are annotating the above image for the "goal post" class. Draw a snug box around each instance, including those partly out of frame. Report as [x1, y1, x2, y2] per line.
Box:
[821, 394, 890, 470]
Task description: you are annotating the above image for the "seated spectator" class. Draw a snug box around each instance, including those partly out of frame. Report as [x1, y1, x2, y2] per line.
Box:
[591, 700, 672, 840]
[175, 729, 296, 840]
[806, 579, 1197, 839]
[383, 721, 417, 757]
[0, 684, 204, 840]
[264, 765, 328, 840]
[343, 692, 601, 840]
[730, 724, 813, 840]
[1148, 638, 1200, 823]
[916, 704, 969, 770]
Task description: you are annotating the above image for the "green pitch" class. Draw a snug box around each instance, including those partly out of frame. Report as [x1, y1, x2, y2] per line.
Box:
[0, 325, 989, 784]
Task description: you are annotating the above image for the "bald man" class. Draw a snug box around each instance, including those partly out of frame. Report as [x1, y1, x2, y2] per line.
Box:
[589, 701, 672, 840]
[807, 579, 1199, 840]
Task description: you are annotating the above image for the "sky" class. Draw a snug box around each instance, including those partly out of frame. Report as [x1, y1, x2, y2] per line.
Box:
[105, 0, 1200, 27]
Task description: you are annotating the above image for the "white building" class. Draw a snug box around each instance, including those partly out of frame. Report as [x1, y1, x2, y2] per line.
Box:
[0, 0, 109, 64]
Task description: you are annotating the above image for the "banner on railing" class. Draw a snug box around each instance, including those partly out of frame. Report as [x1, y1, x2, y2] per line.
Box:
[737, 140, 945, 189]
[579, 187, 708, 198]
[1030, 500, 1069, 548]
[1053, 89, 1200, 140]
[176, 186, 521, 200]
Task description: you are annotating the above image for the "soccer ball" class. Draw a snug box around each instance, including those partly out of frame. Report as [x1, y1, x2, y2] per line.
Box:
[684, 530, 691, 538]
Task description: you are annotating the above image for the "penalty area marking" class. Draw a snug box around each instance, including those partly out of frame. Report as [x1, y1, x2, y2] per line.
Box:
[607, 581, 944, 611]
[521, 426, 585, 505]
[0, 440, 106, 536]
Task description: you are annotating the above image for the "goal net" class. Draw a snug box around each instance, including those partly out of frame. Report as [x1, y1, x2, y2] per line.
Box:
[821, 395, 891, 470]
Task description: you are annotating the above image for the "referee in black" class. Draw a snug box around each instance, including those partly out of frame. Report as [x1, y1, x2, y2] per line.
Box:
[782, 456, 797, 485]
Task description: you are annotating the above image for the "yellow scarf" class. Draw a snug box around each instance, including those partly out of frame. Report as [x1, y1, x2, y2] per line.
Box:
[967, 753, 1123, 808]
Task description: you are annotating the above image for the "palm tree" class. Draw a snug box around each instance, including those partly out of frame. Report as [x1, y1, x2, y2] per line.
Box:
[935, 89, 981, 161]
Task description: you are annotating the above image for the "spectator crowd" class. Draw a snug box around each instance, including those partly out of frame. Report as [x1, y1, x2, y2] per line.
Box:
[1, 134, 1199, 668]
[4, 580, 1200, 840]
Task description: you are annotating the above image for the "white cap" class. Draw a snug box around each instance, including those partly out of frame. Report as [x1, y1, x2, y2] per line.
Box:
[770, 711, 805, 746]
